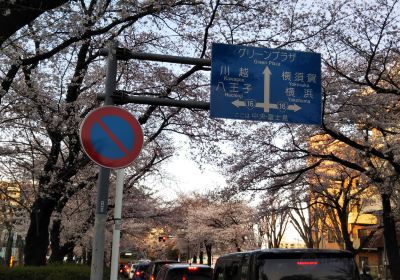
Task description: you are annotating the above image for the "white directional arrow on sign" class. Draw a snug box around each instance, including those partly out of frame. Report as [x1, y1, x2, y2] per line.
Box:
[288, 104, 301, 112]
[231, 66, 302, 113]
[232, 99, 246, 107]
[231, 99, 279, 109]
[263, 66, 272, 112]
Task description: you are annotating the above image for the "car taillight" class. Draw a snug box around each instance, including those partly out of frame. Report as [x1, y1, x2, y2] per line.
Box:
[150, 276, 154, 280]
[182, 277, 187, 280]
[135, 271, 141, 276]
[188, 266, 199, 271]
[297, 261, 319, 265]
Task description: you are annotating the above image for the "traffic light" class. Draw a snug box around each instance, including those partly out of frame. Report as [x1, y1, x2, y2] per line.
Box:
[158, 236, 167, 242]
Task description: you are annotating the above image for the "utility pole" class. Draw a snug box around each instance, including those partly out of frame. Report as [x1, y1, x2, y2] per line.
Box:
[90, 41, 117, 280]
[110, 169, 124, 280]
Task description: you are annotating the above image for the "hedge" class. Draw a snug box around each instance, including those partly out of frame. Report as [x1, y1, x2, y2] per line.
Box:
[0, 264, 110, 280]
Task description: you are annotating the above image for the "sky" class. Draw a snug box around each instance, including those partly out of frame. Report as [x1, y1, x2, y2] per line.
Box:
[154, 145, 227, 199]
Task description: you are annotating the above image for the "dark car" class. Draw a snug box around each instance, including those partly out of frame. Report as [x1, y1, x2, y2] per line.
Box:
[146, 260, 181, 280]
[156, 263, 213, 280]
[120, 262, 131, 278]
[214, 248, 360, 280]
[130, 261, 151, 280]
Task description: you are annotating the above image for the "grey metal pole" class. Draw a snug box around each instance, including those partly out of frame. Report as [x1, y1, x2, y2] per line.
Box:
[110, 169, 124, 280]
[90, 41, 118, 280]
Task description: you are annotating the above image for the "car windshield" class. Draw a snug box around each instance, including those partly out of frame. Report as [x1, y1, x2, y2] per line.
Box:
[257, 254, 357, 280]
[166, 268, 212, 280]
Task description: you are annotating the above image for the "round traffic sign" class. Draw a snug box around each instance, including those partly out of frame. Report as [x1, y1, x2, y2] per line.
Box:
[80, 106, 143, 169]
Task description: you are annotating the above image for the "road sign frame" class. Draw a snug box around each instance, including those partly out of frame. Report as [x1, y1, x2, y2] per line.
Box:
[210, 43, 322, 125]
[80, 106, 143, 169]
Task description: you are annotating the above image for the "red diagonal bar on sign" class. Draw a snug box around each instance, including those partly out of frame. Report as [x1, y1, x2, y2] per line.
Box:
[97, 119, 130, 156]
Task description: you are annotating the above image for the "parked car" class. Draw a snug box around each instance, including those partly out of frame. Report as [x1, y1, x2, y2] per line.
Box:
[156, 263, 213, 280]
[213, 249, 360, 280]
[130, 261, 151, 280]
[145, 260, 181, 280]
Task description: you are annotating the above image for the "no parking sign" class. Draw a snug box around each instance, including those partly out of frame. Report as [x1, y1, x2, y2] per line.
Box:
[80, 106, 143, 169]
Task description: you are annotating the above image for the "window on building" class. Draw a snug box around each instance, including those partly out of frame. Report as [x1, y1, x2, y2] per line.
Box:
[359, 256, 369, 271]
[328, 230, 336, 243]
[358, 229, 368, 244]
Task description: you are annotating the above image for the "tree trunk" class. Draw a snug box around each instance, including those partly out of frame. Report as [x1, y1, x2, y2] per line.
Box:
[48, 218, 75, 263]
[0, 0, 69, 47]
[16, 235, 24, 265]
[337, 209, 355, 254]
[4, 228, 13, 267]
[304, 227, 314, 249]
[48, 218, 63, 263]
[205, 243, 212, 266]
[234, 240, 241, 252]
[257, 226, 264, 248]
[24, 197, 56, 266]
[83, 247, 92, 265]
[199, 251, 203, 264]
[66, 249, 74, 263]
[381, 193, 400, 280]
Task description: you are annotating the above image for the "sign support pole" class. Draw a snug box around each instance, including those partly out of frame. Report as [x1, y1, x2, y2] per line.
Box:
[110, 169, 124, 280]
[90, 41, 117, 280]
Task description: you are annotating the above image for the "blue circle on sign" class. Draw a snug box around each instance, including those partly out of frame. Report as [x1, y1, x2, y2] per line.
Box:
[91, 115, 135, 159]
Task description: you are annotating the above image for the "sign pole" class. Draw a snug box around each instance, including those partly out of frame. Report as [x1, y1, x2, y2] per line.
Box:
[90, 41, 117, 280]
[110, 169, 124, 280]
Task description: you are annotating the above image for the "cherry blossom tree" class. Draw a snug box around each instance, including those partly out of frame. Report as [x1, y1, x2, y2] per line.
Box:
[286, 182, 329, 249]
[172, 193, 256, 265]
[217, 1, 400, 278]
[0, 0, 220, 265]
[169, 194, 212, 263]
[190, 197, 255, 263]
[1, 0, 382, 269]
[257, 192, 290, 248]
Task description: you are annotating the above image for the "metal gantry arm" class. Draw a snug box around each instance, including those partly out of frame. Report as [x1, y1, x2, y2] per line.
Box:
[97, 91, 210, 110]
[100, 47, 211, 66]
[98, 47, 212, 110]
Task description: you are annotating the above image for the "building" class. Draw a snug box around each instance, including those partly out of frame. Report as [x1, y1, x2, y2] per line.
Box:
[308, 134, 385, 279]
[279, 239, 306, 249]
[0, 181, 24, 266]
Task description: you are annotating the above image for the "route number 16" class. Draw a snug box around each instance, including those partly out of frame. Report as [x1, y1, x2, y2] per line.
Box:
[246, 99, 256, 109]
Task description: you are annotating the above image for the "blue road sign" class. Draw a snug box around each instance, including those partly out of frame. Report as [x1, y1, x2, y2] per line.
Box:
[210, 43, 321, 125]
[80, 106, 143, 169]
